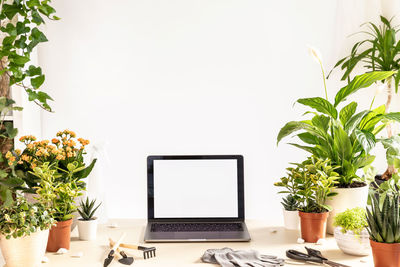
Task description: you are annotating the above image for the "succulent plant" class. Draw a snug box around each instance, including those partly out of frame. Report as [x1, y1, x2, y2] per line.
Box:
[77, 197, 101, 221]
[334, 207, 367, 235]
[366, 192, 400, 243]
[281, 195, 298, 211]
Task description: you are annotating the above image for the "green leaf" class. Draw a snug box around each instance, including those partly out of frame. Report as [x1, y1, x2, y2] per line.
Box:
[334, 71, 395, 107]
[339, 102, 357, 125]
[4, 121, 18, 139]
[31, 28, 48, 43]
[277, 121, 313, 144]
[354, 129, 376, 154]
[26, 65, 42, 76]
[2, 4, 21, 20]
[297, 97, 338, 119]
[345, 110, 370, 134]
[31, 75, 45, 89]
[27, 0, 40, 8]
[311, 115, 330, 132]
[385, 112, 400, 122]
[333, 126, 352, 161]
[297, 132, 318, 144]
[75, 159, 97, 179]
[10, 55, 30, 65]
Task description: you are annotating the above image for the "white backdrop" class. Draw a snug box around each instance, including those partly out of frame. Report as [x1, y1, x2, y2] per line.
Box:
[16, 0, 400, 224]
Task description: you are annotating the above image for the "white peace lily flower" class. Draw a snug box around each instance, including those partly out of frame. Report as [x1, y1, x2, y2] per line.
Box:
[308, 45, 323, 64]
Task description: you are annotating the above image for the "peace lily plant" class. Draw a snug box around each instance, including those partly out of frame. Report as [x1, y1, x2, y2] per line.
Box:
[277, 46, 400, 233]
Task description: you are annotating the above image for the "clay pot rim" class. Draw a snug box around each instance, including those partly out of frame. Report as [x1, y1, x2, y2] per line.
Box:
[370, 239, 400, 250]
[299, 211, 329, 219]
[53, 218, 73, 228]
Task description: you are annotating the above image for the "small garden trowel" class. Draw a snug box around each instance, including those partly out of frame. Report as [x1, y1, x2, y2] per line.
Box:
[104, 233, 134, 266]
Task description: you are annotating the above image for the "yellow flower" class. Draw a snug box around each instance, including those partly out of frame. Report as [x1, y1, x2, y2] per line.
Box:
[14, 149, 21, 155]
[5, 151, 12, 159]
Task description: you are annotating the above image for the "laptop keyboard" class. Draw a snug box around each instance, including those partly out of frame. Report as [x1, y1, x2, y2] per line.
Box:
[150, 222, 243, 232]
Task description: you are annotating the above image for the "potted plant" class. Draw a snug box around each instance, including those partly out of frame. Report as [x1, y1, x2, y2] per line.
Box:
[329, 15, 400, 181]
[289, 157, 338, 242]
[275, 166, 302, 230]
[0, 197, 54, 267]
[31, 162, 84, 252]
[375, 135, 400, 186]
[277, 47, 400, 233]
[333, 207, 370, 256]
[77, 197, 101, 241]
[367, 192, 400, 267]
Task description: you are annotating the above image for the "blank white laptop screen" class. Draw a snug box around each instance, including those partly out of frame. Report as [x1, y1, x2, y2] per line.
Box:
[153, 159, 238, 218]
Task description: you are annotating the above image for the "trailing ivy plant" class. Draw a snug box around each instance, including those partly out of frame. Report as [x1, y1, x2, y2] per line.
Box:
[328, 15, 400, 180]
[0, 0, 59, 111]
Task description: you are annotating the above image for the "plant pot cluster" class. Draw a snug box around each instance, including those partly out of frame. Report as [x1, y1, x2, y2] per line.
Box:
[275, 16, 400, 267]
[0, 130, 98, 267]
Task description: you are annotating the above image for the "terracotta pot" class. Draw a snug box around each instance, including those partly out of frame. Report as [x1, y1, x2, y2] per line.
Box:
[299, 211, 328, 243]
[370, 239, 400, 267]
[46, 219, 73, 252]
[0, 229, 49, 267]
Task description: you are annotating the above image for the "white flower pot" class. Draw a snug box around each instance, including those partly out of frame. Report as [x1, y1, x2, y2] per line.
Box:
[77, 218, 98, 241]
[325, 185, 369, 234]
[282, 209, 299, 230]
[0, 229, 49, 267]
[334, 227, 370, 256]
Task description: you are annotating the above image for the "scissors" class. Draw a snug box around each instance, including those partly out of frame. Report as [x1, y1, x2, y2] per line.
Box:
[286, 247, 351, 267]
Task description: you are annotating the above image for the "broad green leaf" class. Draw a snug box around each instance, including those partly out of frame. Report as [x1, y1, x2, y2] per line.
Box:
[277, 121, 313, 144]
[31, 75, 45, 89]
[311, 115, 330, 132]
[354, 129, 376, 154]
[297, 97, 338, 119]
[385, 112, 400, 122]
[297, 132, 318, 144]
[345, 110, 370, 134]
[333, 126, 352, 161]
[353, 155, 376, 169]
[334, 71, 395, 107]
[339, 102, 357, 126]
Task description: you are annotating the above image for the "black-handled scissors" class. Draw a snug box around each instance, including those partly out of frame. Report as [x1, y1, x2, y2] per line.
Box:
[286, 247, 351, 267]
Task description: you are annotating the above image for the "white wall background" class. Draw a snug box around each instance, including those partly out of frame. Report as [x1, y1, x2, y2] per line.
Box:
[18, 0, 400, 225]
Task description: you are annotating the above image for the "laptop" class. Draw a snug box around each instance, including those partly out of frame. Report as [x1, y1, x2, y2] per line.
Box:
[144, 155, 251, 242]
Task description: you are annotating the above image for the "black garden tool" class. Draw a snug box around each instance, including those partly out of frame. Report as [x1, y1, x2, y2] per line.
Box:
[110, 238, 156, 259]
[104, 233, 134, 267]
[286, 247, 350, 267]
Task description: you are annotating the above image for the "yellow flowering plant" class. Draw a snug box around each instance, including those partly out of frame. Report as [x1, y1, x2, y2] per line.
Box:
[7, 130, 96, 193]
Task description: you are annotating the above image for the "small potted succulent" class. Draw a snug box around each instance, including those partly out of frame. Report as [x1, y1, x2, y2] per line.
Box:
[77, 197, 101, 241]
[280, 195, 299, 230]
[294, 157, 339, 242]
[275, 167, 301, 230]
[333, 207, 370, 256]
[32, 162, 84, 252]
[0, 197, 54, 267]
[367, 192, 400, 267]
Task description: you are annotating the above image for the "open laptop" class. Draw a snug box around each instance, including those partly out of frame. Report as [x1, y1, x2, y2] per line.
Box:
[144, 155, 251, 242]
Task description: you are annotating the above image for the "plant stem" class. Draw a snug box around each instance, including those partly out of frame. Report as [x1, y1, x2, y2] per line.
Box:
[385, 77, 393, 138]
[317, 58, 328, 100]
[369, 95, 376, 110]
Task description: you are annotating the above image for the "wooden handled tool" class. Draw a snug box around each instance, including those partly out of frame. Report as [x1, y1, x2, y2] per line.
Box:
[109, 238, 156, 259]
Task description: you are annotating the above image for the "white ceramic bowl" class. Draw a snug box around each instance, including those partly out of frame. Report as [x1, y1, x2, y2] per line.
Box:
[334, 226, 370, 256]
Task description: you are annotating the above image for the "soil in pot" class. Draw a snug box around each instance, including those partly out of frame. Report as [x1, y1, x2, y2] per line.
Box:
[46, 219, 73, 252]
[370, 239, 400, 267]
[299, 211, 328, 243]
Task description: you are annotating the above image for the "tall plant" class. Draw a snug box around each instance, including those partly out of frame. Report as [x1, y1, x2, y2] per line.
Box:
[277, 48, 400, 187]
[329, 15, 400, 179]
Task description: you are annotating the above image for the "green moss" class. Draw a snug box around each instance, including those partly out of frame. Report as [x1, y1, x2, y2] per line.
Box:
[333, 207, 367, 235]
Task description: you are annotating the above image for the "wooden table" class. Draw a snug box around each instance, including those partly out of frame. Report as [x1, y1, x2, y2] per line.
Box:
[0, 220, 373, 266]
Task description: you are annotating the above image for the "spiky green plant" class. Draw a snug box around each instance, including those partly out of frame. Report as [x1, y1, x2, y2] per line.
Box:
[77, 197, 101, 221]
[366, 192, 400, 243]
[281, 195, 298, 211]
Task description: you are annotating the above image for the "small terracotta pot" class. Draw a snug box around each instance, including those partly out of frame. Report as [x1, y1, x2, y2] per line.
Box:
[46, 219, 73, 252]
[299, 211, 328, 243]
[370, 239, 400, 267]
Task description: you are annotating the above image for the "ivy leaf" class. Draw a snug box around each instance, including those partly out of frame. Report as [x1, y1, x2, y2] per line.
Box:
[2, 4, 21, 20]
[14, 35, 27, 49]
[16, 22, 30, 34]
[38, 4, 56, 17]
[26, 65, 42, 76]
[31, 75, 45, 89]
[37, 91, 53, 102]
[1, 23, 17, 36]
[31, 28, 48, 43]
[10, 55, 30, 65]
[26, 0, 41, 8]
[31, 10, 44, 25]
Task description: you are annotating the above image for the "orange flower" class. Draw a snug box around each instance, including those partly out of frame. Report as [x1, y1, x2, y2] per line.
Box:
[52, 138, 60, 144]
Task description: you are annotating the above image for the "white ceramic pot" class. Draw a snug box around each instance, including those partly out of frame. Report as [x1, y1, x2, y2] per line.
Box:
[77, 218, 98, 241]
[282, 209, 299, 230]
[0, 229, 49, 267]
[334, 227, 370, 256]
[325, 185, 369, 234]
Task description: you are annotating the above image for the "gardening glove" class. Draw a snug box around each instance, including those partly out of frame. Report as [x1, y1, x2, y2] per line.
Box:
[201, 248, 284, 267]
[202, 248, 237, 267]
[227, 249, 285, 267]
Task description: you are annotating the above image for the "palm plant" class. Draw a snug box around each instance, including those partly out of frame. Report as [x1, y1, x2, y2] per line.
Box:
[329, 15, 400, 179]
[277, 47, 400, 187]
[366, 192, 400, 243]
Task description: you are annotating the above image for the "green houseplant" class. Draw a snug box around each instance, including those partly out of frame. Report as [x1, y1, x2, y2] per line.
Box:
[0, 197, 54, 267]
[277, 47, 400, 233]
[77, 197, 101, 241]
[31, 162, 84, 252]
[333, 207, 370, 256]
[329, 15, 400, 180]
[277, 157, 338, 242]
[367, 192, 400, 267]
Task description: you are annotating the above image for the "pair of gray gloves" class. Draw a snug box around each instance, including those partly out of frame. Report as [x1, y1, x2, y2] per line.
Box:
[202, 247, 284, 267]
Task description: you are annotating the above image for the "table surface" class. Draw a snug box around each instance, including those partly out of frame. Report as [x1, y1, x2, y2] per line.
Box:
[0, 219, 373, 267]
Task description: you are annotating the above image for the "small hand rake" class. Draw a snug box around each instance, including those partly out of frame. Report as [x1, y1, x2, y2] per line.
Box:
[109, 238, 156, 259]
